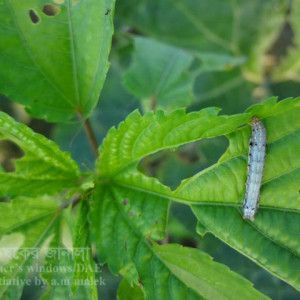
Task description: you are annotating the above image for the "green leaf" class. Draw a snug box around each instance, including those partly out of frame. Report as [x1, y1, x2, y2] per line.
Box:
[72, 197, 97, 300]
[90, 174, 170, 282]
[94, 97, 300, 291]
[153, 244, 269, 299]
[0, 111, 80, 197]
[117, 278, 144, 300]
[123, 37, 196, 111]
[0, 0, 115, 122]
[0, 197, 58, 299]
[117, 0, 287, 81]
[97, 107, 250, 177]
[176, 98, 300, 290]
[41, 213, 95, 300]
[194, 53, 247, 73]
[191, 68, 256, 115]
[90, 180, 268, 299]
[91, 178, 263, 299]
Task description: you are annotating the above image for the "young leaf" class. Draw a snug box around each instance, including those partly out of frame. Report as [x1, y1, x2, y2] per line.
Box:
[123, 37, 196, 111]
[0, 0, 115, 122]
[0, 197, 58, 299]
[0, 112, 80, 197]
[117, 0, 287, 81]
[95, 97, 300, 291]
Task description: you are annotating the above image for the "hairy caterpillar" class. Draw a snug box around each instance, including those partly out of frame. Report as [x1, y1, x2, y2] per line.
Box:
[243, 117, 267, 221]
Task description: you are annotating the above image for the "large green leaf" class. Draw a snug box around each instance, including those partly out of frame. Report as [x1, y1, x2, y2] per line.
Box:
[0, 0, 115, 122]
[185, 98, 300, 290]
[116, 0, 287, 81]
[0, 111, 80, 197]
[0, 197, 58, 299]
[94, 97, 300, 292]
[123, 37, 196, 111]
[90, 181, 268, 299]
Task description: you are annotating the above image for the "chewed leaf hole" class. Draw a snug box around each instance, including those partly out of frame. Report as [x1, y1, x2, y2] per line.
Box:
[43, 4, 60, 16]
[138, 136, 228, 190]
[29, 9, 40, 24]
[0, 140, 24, 172]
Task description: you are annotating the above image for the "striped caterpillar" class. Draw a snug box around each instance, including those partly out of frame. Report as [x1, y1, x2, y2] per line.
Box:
[243, 117, 267, 221]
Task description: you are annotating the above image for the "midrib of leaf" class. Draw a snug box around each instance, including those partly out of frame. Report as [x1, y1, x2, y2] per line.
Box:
[0, 212, 59, 297]
[112, 179, 300, 214]
[172, 0, 233, 51]
[66, 0, 80, 109]
[4, 0, 74, 108]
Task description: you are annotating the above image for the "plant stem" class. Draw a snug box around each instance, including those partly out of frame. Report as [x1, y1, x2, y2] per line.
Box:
[78, 112, 99, 158]
[83, 118, 99, 158]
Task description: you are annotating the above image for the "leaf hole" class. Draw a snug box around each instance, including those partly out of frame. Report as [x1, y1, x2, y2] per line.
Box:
[138, 279, 144, 287]
[29, 9, 40, 24]
[42, 4, 60, 16]
[123, 198, 129, 206]
[0, 140, 24, 172]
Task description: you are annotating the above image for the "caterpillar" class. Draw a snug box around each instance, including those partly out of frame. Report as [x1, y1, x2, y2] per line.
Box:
[243, 117, 267, 221]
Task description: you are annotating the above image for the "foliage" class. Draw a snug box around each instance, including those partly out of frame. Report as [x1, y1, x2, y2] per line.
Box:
[0, 0, 115, 121]
[0, 0, 300, 299]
